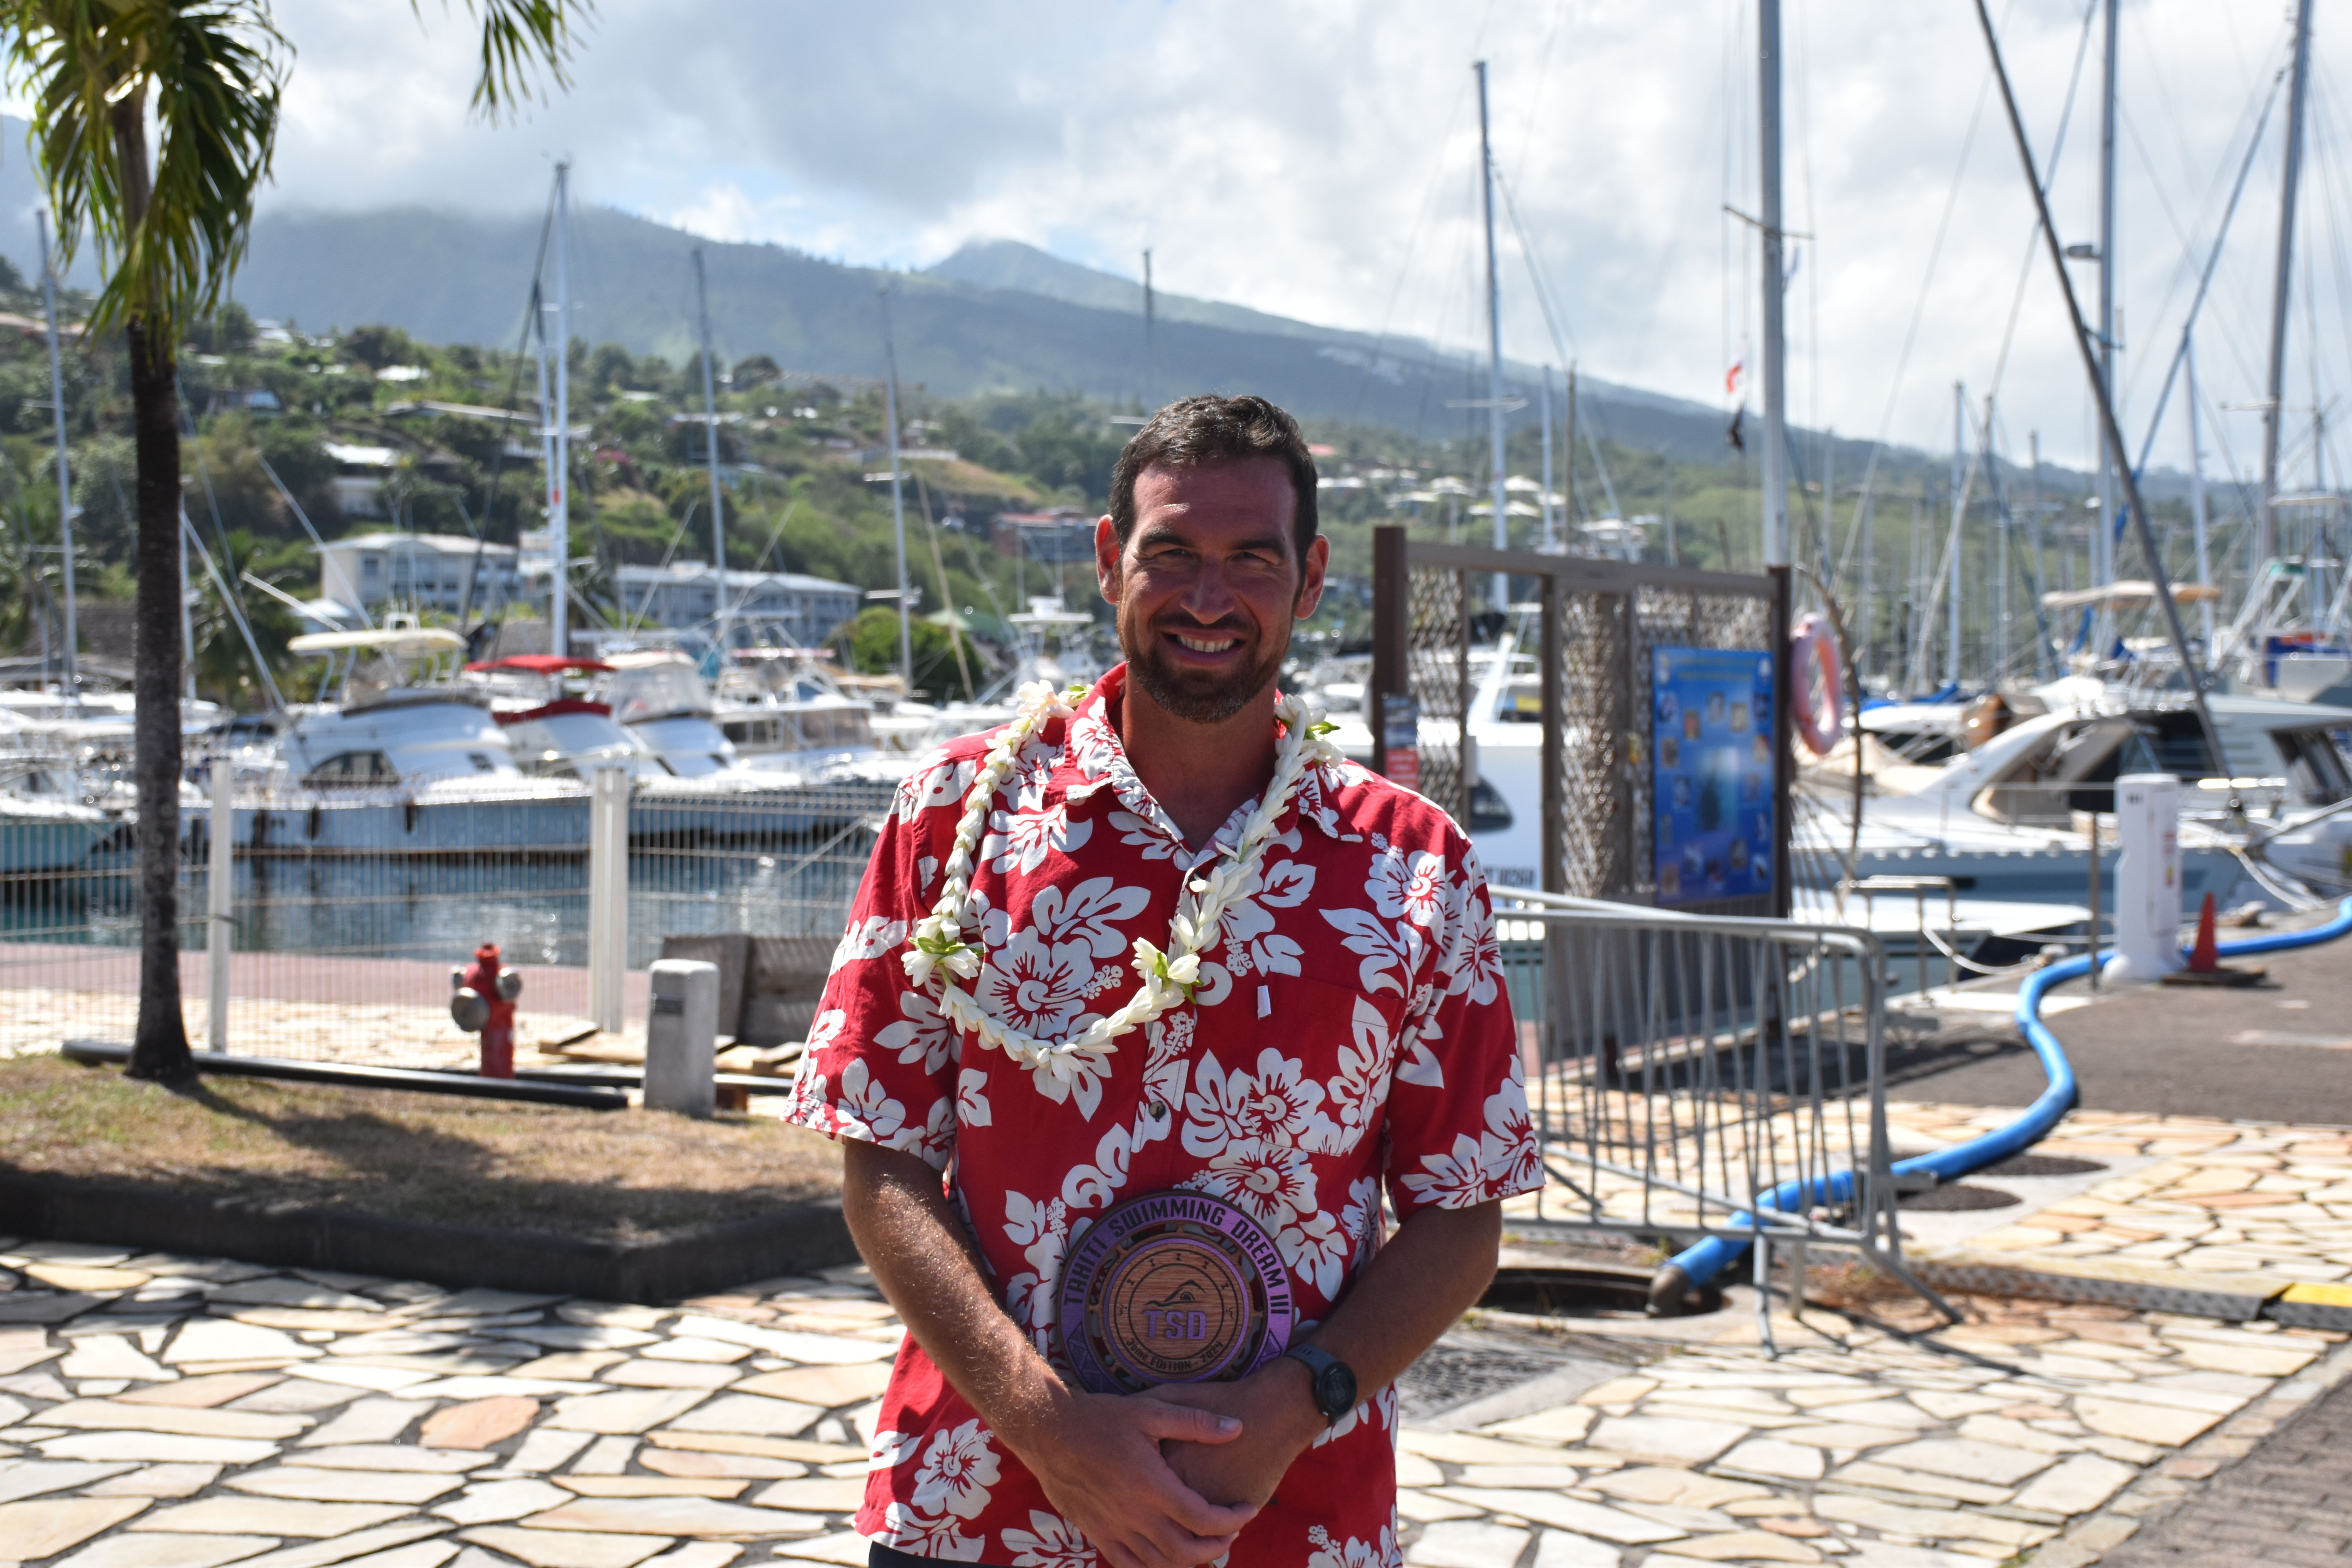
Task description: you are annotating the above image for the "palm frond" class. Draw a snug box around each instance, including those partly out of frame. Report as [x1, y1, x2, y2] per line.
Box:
[415, 0, 591, 120]
[2, 0, 287, 343]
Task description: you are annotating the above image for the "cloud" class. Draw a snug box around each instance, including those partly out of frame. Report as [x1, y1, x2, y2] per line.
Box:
[256, 0, 2330, 470]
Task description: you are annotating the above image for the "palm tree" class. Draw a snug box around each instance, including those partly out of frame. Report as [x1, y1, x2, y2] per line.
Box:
[3, 0, 587, 1083]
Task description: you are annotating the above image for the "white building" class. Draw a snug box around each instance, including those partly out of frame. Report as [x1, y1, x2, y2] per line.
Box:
[613, 561, 861, 649]
[323, 442, 401, 519]
[318, 533, 524, 617]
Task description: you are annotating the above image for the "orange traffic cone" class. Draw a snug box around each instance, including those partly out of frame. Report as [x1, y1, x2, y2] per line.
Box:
[2167, 891, 2263, 986]
[2187, 892, 2220, 974]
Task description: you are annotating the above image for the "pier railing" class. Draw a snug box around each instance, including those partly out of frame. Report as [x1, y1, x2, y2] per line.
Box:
[0, 763, 888, 1068]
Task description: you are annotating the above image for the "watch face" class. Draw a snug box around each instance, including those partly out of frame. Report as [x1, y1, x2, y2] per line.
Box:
[1316, 1361, 1357, 1417]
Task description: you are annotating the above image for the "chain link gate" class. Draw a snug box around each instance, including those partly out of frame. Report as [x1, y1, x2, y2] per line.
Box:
[1363, 531, 1932, 1334]
[1370, 528, 1791, 911]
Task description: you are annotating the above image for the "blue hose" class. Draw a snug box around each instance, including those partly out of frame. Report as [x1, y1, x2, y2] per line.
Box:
[1647, 896, 2352, 1310]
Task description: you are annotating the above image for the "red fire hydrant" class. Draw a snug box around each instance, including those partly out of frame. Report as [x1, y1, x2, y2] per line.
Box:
[451, 942, 522, 1078]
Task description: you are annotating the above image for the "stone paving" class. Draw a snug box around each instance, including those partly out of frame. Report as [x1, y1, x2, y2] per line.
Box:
[2, 1225, 2348, 1568]
[1879, 1102, 2352, 1288]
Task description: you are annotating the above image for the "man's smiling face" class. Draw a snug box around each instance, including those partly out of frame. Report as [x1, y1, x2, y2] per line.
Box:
[1098, 457, 1328, 724]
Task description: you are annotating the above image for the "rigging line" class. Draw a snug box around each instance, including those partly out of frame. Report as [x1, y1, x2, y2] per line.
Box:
[1508, 0, 1573, 173]
[1973, 0, 2101, 400]
[1345, 44, 1484, 421]
[2112, 64, 2279, 416]
[1494, 163, 1623, 515]
[1840, 0, 2052, 596]
[1844, 0, 2085, 592]
[2112, 62, 2288, 533]
[2312, 67, 2352, 485]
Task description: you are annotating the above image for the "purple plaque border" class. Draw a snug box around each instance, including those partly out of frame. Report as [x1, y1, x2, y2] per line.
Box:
[1056, 1190, 1295, 1395]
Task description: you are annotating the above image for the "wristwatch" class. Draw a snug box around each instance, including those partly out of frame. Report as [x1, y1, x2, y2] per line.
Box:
[1280, 1343, 1359, 1425]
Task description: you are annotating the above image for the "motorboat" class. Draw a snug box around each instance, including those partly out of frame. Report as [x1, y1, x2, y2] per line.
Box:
[0, 731, 114, 873]
[1801, 686, 2352, 907]
[223, 627, 590, 854]
[472, 654, 889, 840]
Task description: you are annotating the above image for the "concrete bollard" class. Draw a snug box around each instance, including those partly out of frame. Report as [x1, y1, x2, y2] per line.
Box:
[645, 958, 720, 1117]
[2105, 772, 2183, 985]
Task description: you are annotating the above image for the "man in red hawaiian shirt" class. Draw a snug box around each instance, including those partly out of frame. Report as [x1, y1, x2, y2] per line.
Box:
[786, 395, 1539, 1568]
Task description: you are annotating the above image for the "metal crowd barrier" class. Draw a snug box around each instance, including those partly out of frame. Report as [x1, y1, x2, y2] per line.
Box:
[1493, 888, 1942, 1337]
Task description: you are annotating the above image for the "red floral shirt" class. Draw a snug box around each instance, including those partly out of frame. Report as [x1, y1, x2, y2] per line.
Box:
[783, 665, 1537, 1568]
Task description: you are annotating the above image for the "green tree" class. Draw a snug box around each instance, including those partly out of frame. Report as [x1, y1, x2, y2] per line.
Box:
[2, 0, 586, 1085]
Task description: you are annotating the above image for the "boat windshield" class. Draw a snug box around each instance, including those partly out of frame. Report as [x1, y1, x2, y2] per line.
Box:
[503, 712, 667, 780]
[604, 662, 712, 724]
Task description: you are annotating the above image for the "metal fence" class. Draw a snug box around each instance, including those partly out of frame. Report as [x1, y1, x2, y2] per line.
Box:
[0, 754, 890, 1067]
[1494, 887, 1931, 1321]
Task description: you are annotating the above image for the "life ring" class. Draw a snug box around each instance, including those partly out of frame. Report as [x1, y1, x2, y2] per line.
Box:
[1791, 613, 1844, 756]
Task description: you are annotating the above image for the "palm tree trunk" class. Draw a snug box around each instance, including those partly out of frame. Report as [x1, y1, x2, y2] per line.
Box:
[116, 91, 193, 1085]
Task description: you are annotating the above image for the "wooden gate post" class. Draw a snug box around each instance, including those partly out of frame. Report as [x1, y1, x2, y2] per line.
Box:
[1370, 526, 1407, 781]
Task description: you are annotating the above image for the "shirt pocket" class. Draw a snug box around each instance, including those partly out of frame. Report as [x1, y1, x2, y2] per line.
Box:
[1185, 974, 1402, 1161]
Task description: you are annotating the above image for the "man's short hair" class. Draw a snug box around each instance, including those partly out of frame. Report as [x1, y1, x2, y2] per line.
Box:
[1109, 394, 1319, 564]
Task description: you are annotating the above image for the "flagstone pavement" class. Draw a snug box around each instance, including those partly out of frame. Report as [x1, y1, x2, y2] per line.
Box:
[0, 1217, 2346, 1568]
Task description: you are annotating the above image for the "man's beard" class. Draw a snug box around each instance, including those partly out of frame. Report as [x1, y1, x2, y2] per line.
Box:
[1120, 614, 1287, 724]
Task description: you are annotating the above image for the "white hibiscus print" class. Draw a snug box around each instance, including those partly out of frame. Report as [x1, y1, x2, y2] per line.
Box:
[1002, 1509, 1100, 1567]
[1367, 848, 1448, 928]
[1440, 878, 1503, 1005]
[831, 915, 909, 973]
[1189, 1141, 1318, 1226]
[912, 1418, 1001, 1520]
[875, 988, 953, 1074]
[957, 1067, 993, 1127]
[1277, 1208, 1350, 1299]
[983, 800, 1090, 875]
[869, 1430, 920, 1471]
[1181, 1049, 1332, 1158]
[892, 1093, 957, 1170]
[973, 929, 1097, 1042]
[803, 1009, 846, 1054]
[1320, 905, 1424, 996]
[1314, 997, 1397, 1154]
[1477, 1055, 1539, 1196]
[834, 1060, 908, 1144]
[880, 1500, 987, 1562]
[1307, 1523, 1399, 1568]
[1026, 877, 1152, 956]
[1399, 1134, 1488, 1209]
[1108, 808, 1181, 860]
[895, 750, 978, 825]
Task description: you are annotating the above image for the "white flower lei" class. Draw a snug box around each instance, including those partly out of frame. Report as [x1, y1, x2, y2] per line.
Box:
[901, 678, 1345, 1069]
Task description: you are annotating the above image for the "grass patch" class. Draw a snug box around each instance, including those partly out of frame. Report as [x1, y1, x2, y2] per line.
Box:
[0, 1054, 842, 1243]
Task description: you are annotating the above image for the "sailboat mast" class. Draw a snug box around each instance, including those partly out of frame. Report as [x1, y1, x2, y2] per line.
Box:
[1142, 248, 1156, 412]
[694, 247, 728, 662]
[2187, 334, 2215, 648]
[550, 162, 572, 659]
[1476, 60, 1509, 611]
[878, 286, 913, 686]
[2262, 0, 2316, 570]
[1948, 382, 1964, 691]
[1538, 367, 1555, 550]
[2095, 0, 2118, 615]
[1759, 0, 1789, 572]
[1564, 363, 1578, 535]
[37, 210, 75, 701]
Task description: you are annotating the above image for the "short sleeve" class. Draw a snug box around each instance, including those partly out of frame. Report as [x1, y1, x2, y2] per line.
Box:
[1379, 832, 1540, 1218]
[780, 776, 963, 1172]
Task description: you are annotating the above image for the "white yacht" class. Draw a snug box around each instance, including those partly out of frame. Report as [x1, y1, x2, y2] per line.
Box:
[0, 731, 114, 873]
[227, 628, 588, 854]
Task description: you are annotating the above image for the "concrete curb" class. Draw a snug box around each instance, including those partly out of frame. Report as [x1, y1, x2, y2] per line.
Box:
[0, 1169, 857, 1303]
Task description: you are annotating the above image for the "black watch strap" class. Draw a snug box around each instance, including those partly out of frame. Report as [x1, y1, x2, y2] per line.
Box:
[1280, 1343, 1358, 1425]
